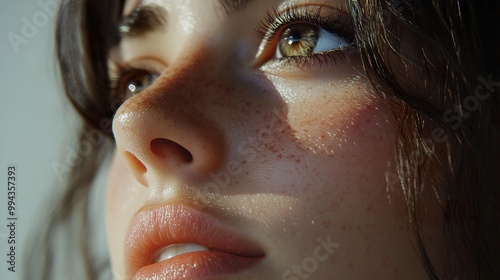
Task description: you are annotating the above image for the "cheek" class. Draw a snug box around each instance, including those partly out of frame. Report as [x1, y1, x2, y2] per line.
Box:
[263, 74, 400, 233]
[252, 76, 412, 274]
[105, 152, 149, 273]
[290, 93, 398, 218]
[274, 74, 397, 184]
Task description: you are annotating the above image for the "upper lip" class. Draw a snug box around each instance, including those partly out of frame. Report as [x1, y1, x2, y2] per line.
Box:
[125, 204, 265, 277]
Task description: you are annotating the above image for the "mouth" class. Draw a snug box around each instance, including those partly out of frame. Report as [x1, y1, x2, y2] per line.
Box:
[125, 204, 265, 279]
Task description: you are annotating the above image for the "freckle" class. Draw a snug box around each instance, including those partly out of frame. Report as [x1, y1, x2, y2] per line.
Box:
[366, 204, 373, 212]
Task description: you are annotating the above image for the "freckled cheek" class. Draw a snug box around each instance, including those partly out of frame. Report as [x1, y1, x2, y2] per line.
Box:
[278, 83, 399, 217]
[270, 101, 400, 255]
[286, 84, 397, 160]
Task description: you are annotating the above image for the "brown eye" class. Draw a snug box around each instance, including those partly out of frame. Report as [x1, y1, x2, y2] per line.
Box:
[278, 23, 319, 56]
[120, 70, 159, 100]
[276, 23, 349, 58]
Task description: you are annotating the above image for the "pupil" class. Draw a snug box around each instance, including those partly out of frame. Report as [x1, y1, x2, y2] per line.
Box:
[279, 24, 319, 56]
[286, 31, 304, 45]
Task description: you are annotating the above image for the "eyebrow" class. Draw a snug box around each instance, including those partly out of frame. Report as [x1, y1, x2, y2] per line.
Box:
[216, 0, 258, 16]
[118, 0, 258, 39]
[118, 4, 167, 39]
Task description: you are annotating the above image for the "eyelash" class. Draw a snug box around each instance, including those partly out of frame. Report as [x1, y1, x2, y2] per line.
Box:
[256, 5, 355, 68]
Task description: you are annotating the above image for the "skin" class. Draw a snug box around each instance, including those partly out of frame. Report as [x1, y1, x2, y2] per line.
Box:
[106, 0, 443, 279]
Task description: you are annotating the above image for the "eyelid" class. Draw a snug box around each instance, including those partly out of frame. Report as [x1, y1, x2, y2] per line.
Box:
[118, 58, 166, 76]
[123, 0, 142, 17]
[258, 4, 346, 35]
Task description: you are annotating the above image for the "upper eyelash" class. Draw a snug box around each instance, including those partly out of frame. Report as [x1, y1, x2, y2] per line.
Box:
[256, 4, 353, 46]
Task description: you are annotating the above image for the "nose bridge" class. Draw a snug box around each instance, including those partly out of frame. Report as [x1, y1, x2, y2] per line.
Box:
[112, 52, 230, 187]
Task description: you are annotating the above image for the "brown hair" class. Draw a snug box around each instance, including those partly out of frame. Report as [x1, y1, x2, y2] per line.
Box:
[349, 0, 500, 278]
[27, 0, 500, 279]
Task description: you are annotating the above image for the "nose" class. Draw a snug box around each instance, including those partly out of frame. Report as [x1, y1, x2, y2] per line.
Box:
[112, 59, 226, 187]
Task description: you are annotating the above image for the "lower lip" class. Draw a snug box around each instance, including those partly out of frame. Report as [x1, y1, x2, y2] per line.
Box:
[133, 250, 261, 279]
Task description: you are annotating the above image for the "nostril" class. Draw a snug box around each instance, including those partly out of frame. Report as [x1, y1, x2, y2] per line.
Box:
[150, 138, 194, 163]
[123, 151, 147, 174]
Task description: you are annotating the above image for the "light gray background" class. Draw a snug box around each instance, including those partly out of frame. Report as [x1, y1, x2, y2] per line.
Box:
[1, 1, 110, 279]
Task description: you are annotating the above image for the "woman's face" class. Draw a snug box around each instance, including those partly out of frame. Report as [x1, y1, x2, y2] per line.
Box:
[106, 0, 441, 279]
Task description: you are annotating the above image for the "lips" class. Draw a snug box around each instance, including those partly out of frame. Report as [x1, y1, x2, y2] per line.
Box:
[125, 205, 265, 279]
